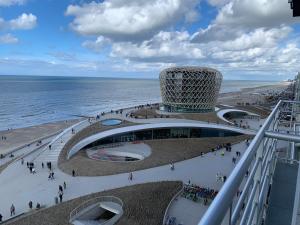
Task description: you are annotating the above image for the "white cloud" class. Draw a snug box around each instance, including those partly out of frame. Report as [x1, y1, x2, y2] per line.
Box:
[0, 0, 26, 6]
[110, 31, 204, 62]
[206, 0, 230, 7]
[193, 0, 298, 43]
[215, 0, 296, 28]
[71, 0, 298, 79]
[9, 13, 37, 30]
[82, 36, 110, 52]
[0, 33, 18, 44]
[65, 0, 200, 40]
[219, 26, 292, 51]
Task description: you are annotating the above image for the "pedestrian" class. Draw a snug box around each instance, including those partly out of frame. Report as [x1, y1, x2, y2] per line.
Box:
[10, 204, 15, 216]
[170, 163, 174, 170]
[128, 172, 133, 181]
[49, 144, 51, 150]
[72, 169, 75, 177]
[21, 158, 24, 165]
[232, 157, 236, 164]
[245, 170, 249, 177]
[58, 190, 63, 203]
[36, 203, 41, 209]
[51, 171, 54, 179]
[216, 173, 220, 182]
[63, 181, 66, 190]
[59, 185, 63, 193]
[42, 162, 44, 169]
[28, 201, 33, 210]
[0, 213, 2, 222]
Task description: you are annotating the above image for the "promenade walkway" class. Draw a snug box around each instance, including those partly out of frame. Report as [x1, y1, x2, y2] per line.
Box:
[0, 140, 249, 221]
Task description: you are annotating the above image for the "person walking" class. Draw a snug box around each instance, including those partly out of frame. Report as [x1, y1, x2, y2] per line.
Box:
[10, 204, 15, 216]
[128, 172, 133, 181]
[170, 163, 175, 171]
[28, 201, 33, 210]
[0, 213, 3, 222]
[232, 157, 236, 164]
[59, 185, 63, 194]
[72, 169, 76, 177]
[63, 181, 66, 190]
[42, 162, 44, 169]
[58, 190, 63, 203]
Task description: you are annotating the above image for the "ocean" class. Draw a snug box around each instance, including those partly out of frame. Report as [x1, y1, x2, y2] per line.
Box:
[0, 76, 280, 131]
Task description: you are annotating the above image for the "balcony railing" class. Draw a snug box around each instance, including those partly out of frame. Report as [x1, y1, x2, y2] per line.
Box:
[198, 100, 300, 225]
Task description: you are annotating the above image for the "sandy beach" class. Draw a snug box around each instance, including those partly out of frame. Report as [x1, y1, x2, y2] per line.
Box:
[218, 81, 291, 105]
[0, 119, 81, 155]
[0, 81, 290, 155]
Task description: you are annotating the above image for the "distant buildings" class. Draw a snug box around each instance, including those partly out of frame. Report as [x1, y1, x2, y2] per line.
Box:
[159, 66, 222, 113]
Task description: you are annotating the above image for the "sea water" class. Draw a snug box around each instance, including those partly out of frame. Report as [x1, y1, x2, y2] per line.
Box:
[0, 75, 279, 130]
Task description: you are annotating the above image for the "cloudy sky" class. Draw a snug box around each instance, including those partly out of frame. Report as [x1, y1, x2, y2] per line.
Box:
[0, 0, 299, 80]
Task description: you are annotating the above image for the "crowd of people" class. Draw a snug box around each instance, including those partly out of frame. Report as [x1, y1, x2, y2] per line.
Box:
[181, 183, 218, 205]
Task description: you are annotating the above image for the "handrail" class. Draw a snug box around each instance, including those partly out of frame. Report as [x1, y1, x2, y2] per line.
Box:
[69, 196, 123, 222]
[198, 100, 282, 225]
[163, 183, 184, 225]
[199, 99, 300, 225]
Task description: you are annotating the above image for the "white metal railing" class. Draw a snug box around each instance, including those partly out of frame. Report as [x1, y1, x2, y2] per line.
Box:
[163, 183, 184, 225]
[198, 100, 300, 225]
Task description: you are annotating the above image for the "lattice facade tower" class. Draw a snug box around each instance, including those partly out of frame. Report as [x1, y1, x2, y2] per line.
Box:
[159, 67, 223, 113]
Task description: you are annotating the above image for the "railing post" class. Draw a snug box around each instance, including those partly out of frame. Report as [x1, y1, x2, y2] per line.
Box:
[253, 138, 264, 224]
[229, 202, 233, 225]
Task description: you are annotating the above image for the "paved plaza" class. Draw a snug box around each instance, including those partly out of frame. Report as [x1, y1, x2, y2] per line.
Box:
[0, 106, 262, 224]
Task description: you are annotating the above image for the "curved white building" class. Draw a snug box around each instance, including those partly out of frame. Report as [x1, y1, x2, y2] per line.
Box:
[160, 66, 223, 112]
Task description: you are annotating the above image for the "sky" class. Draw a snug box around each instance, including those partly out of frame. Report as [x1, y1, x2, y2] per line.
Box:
[0, 0, 299, 80]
